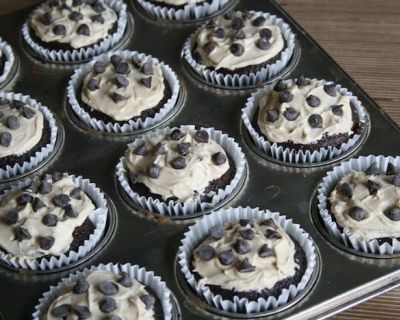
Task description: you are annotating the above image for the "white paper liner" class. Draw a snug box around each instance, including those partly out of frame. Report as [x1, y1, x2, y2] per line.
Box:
[32, 262, 173, 320]
[136, 0, 231, 21]
[241, 78, 368, 165]
[0, 173, 108, 270]
[21, 0, 128, 63]
[178, 206, 317, 313]
[0, 38, 15, 84]
[116, 125, 246, 216]
[317, 155, 400, 255]
[67, 50, 181, 133]
[0, 92, 59, 181]
[183, 11, 296, 88]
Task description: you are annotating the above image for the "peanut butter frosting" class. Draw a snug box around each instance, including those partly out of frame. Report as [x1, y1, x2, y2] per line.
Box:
[192, 219, 298, 292]
[257, 78, 354, 145]
[29, 0, 118, 49]
[0, 174, 95, 259]
[195, 11, 285, 71]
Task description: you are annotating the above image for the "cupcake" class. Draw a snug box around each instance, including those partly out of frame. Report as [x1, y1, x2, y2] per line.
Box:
[0, 38, 15, 86]
[242, 76, 368, 165]
[183, 10, 296, 87]
[22, 0, 127, 62]
[0, 92, 58, 181]
[136, 0, 232, 21]
[178, 207, 317, 313]
[116, 125, 246, 216]
[33, 263, 173, 319]
[0, 173, 108, 270]
[318, 155, 400, 254]
[67, 50, 180, 133]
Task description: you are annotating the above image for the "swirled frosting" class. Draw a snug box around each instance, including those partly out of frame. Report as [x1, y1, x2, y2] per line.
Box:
[153, 0, 204, 5]
[0, 98, 44, 158]
[46, 270, 156, 320]
[195, 11, 285, 70]
[29, 0, 117, 49]
[81, 55, 165, 121]
[0, 175, 95, 259]
[192, 219, 298, 292]
[125, 128, 230, 202]
[257, 78, 354, 145]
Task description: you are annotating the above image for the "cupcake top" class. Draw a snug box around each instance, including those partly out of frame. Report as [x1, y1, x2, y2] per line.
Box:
[46, 270, 157, 319]
[257, 78, 354, 145]
[0, 174, 95, 259]
[329, 163, 400, 241]
[0, 98, 44, 158]
[195, 11, 285, 71]
[125, 128, 230, 202]
[29, 0, 118, 49]
[192, 218, 298, 292]
[81, 55, 165, 121]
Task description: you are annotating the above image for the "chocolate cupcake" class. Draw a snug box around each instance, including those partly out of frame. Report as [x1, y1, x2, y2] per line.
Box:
[178, 207, 317, 313]
[0, 38, 15, 86]
[183, 10, 295, 87]
[116, 125, 246, 216]
[318, 155, 400, 254]
[0, 92, 58, 181]
[0, 173, 107, 270]
[33, 263, 173, 319]
[68, 50, 180, 133]
[242, 77, 368, 164]
[22, 0, 127, 62]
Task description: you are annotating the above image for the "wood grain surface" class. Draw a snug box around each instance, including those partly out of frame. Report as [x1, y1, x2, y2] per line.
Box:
[1, 0, 400, 319]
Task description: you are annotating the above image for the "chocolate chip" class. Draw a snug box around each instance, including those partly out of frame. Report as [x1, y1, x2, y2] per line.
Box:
[72, 0, 83, 6]
[115, 75, 129, 88]
[133, 143, 147, 156]
[259, 28, 272, 39]
[21, 106, 35, 119]
[53, 194, 70, 208]
[258, 244, 274, 258]
[110, 55, 123, 68]
[117, 272, 132, 288]
[283, 107, 299, 121]
[77, 24, 90, 36]
[99, 297, 117, 313]
[62, 3, 72, 10]
[146, 164, 161, 179]
[218, 250, 235, 266]
[41, 12, 52, 25]
[386, 163, 398, 176]
[237, 257, 256, 273]
[93, 61, 106, 74]
[69, 11, 83, 21]
[32, 197, 46, 212]
[306, 95, 321, 108]
[87, 78, 100, 91]
[279, 91, 293, 103]
[38, 180, 52, 194]
[209, 224, 224, 240]
[48, 0, 60, 7]
[212, 152, 227, 165]
[177, 142, 191, 156]
[38, 236, 55, 250]
[257, 39, 271, 50]
[266, 109, 279, 123]
[231, 17, 244, 30]
[253, 16, 266, 27]
[116, 62, 129, 75]
[171, 156, 186, 169]
[3, 210, 18, 225]
[394, 174, 400, 187]
[234, 29, 245, 40]
[203, 42, 215, 55]
[69, 188, 82, 200]
[213, 28, 225, 39]
[240, 228, 255, 240]
[140, 294, 156, 310]
[205, 19, 216, 28]
[153, 142, 166, 155]
[52, 304, 70, 318]
[93, 2, 105, 13]
[224, 10, 235, 20]
[15, 227, 31, 241]
[308, 114, 323, 128]
[17, 193, 34, 206]
[6, 116, 20, 130]
[141, 77, 152, 88]
[194, 130, 209, 143]
[64, 205, 79, 218]
[142, 60, 153, 76]
[367, 179, 380, 195]
[53, 24, 66, 36]
[0, 132, 11, 147]
[52, 172, 64, 182]
[234, 238, 251, 254]
[91, 14, 105, 24]
[331, 104, 344, 116]
[349, 206, 366, 221]
[230, 43, 244, 56]
[73, 305, 91, 319]
[296, 74, 310, 87]
[386, 207, 400, 221]
[197, 245, 215, 261]
[110, 92, 125, 103]
[98, 281, 119, 295]
[42, 214, 58, 227]
[339, 183, 353, 198]
[266, 229, 281, 240]
[274, 79, 286, 92]
[323, 84, 337, 97]
[366, 163, 380, 175]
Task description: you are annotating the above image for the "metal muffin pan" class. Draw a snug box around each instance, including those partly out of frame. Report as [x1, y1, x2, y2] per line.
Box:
[1, 0, 400, 319]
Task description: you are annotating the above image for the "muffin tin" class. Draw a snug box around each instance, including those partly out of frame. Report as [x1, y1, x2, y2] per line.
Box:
[0, 0, 400, 319]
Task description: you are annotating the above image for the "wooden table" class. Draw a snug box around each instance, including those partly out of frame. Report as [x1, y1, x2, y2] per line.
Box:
[1, 0, 400, 318]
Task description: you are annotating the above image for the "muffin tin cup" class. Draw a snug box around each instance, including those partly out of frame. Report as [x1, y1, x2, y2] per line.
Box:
[241, 78, 369, 166]
[0, 92, 59, 181]
[136, 0, 232, 22]
[0, 38, 15, 86]
[177, 206, 318, 314]
[317, 155, 400, 255]
[182, 11, 296, 88]
[116, 125, 246, 216]
[21, 0, 128, 63]
[67, 50, 181, 134]
[0, 174, 108, 271]
[32, 262, 174, 320]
